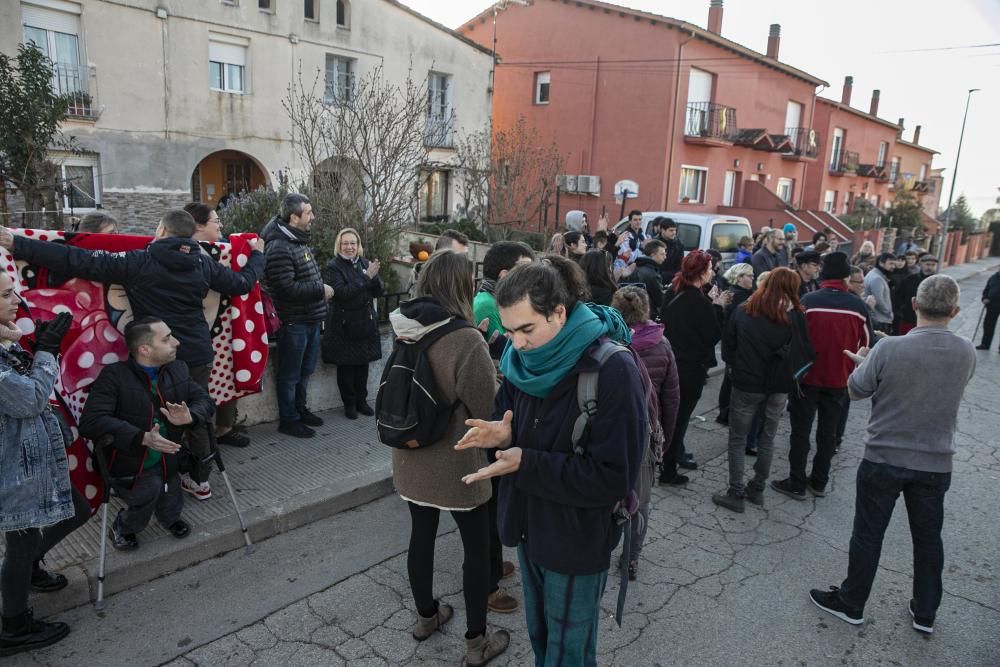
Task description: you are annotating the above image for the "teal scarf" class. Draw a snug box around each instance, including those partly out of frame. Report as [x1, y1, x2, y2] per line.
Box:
[500, 303, 631, 398]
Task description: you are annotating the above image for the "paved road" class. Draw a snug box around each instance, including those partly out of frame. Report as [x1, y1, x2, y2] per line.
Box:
[15, 267, 1000, 666]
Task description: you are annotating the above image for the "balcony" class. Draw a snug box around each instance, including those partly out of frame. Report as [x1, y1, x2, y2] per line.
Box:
[424, 111, 455, 149]
[857, 163, 888, 180]
[683, 102, 737, 147]
[829, 149, 859, 175]
[54, 63, 99, 120]
[781, 127, 820, 160]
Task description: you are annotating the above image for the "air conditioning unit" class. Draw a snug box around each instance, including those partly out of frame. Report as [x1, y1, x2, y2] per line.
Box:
[557, 174, 578, 192]
[577, 175, 601, 195]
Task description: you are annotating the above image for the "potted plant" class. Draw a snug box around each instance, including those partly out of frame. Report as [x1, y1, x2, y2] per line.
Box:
[408, 237, 433, 260]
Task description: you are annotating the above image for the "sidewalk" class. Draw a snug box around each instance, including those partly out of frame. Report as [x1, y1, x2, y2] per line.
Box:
[10, 256, 998, 620]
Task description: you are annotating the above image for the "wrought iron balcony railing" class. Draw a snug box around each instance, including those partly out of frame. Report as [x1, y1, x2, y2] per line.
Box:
[829, 149, 859, 174]
[53, 63, 98, 119]
[684, 102, 738, 141]
[783, 127, 819, 158]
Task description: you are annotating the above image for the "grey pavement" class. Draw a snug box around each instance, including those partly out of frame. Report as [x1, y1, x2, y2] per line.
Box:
[8, 258, 1000, 666]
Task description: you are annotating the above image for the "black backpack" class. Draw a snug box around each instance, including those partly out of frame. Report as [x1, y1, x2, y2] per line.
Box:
[375, 319, 472, 449]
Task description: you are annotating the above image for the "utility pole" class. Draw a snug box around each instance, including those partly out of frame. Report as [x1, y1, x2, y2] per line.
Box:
[938, 88, 980, 262]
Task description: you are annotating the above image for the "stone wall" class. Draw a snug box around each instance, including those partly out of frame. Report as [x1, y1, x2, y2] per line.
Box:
[100, 191, 191, 234]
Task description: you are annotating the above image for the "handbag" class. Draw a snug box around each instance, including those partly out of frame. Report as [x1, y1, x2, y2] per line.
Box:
[767, 310, 816, 394]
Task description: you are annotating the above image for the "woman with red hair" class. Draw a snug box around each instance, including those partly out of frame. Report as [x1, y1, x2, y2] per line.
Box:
[658, 251, 728, 484]
[715, 267, 808, 512]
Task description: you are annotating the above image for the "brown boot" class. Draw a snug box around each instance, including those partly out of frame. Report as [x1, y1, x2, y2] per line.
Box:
[411, 602, 453, 641]
[487, 589, 519, 614]
[465, 630, 510, 667]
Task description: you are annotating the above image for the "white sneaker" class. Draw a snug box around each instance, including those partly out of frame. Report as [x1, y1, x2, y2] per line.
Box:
[181, 475, 212, 501]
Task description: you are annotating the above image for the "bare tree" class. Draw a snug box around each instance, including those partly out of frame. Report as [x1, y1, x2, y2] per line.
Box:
[282, 63, 432, 262]
[453, 116, 564, 240]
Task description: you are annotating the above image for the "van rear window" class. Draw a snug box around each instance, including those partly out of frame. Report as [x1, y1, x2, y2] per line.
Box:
[711, 223, 749, 252]
[676, 223, 700, 249]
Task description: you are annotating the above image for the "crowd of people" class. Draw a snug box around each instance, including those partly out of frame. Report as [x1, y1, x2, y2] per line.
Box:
[0, 198, 984, 664]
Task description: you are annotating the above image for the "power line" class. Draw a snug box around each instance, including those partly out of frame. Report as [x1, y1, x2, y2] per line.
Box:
[878, 42, 1000, 54]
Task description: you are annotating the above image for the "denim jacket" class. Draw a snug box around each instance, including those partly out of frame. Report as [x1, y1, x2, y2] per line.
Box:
[0, 349, 74, 532]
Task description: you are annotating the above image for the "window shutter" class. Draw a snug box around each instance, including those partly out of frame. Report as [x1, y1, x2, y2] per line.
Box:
[209, 41, 246, 66]
[22, 4, 80, 34]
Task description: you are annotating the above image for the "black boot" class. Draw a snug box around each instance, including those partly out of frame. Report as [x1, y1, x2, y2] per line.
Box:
[0, 609, 70, 657]
[344, 402, 358, 420]
[30, 561, 68, 593]
[356, 400, 374, 417]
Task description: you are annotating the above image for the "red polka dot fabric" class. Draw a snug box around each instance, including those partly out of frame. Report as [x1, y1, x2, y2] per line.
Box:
[0, 229, 269, 511]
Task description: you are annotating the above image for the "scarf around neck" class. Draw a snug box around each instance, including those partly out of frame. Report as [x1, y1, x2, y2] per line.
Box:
[500, 303, 631, 398]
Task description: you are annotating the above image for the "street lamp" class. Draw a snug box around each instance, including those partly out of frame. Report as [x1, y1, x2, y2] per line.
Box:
[937, 88, 980, 261]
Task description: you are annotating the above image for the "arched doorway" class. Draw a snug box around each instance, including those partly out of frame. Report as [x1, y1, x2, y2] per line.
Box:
[190, 150, 269, 208]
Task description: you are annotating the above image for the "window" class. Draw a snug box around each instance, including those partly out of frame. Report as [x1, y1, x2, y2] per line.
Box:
[830, 128, 844, 170]
[224, 159, 254, 195]
[325, 55, 355, 104]
[685, 67, 714, 135]
[823, 190, 836, 213]
[889, 157, 900, 183]
[22, 4, 84, 96]
[918, 164, 927, 182]
[710, 223, 747, 252]
[534, 71, 550, 104]
[304, 0, 317, 20]
[776, 178, 794, 203]
[258, 0, 273, 11]
[336, 0, 350, 27]
[57, 155, 100, 211]
[678, 166, 707, 204]
[419, 170, 450, 221]
[876, 141, 888, 168]
[871, 194, 880, 209]
[428, 72, 451, 119]
[209, 38, 248, 94]
[722, 170, 736, 207]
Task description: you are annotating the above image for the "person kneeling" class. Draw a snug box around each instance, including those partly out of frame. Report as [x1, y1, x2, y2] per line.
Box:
[79, 317, 215, 550]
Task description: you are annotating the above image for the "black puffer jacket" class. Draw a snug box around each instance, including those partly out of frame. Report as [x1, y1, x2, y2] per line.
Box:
[722, 307, 803, 394]
[261, 217, 327, 324]
[322, 255, 384, 366]
[78, 359, 214, 481]
[629, 256, 665, 315]
[12, 235, 264, 367]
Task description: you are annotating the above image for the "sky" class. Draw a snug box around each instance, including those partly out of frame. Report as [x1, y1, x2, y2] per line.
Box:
[404, 0, 1000, 217]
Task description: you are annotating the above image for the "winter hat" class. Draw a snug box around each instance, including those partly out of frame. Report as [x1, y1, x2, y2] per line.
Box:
[820, 252, 851, 280]
[783, 223, 797, 235]
[796, 250, 822, 266]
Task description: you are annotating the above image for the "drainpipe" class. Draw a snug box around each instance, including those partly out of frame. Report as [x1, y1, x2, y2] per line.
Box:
[664, 30, 695, 209]
[588, 56, 600, 174]
[799, 84, 827, 211]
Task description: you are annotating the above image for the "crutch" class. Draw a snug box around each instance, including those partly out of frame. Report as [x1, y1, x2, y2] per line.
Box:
[972, 304, 986, 343]
[92, 436, 133, 611]
[199, 429, 256, 555]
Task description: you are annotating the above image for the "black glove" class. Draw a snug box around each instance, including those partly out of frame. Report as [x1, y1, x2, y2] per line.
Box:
[34, 312, 72, 357]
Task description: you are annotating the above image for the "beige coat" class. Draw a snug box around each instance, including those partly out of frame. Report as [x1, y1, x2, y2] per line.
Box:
[391, 327, 498, 511]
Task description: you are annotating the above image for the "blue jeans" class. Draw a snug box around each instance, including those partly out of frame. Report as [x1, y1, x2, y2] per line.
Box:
[275, 321, 321, 422]
[837, 459, 951, 621]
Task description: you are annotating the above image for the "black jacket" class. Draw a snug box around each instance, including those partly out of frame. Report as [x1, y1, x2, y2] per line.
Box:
[751, 247, 782, 277]
[78, 359, 214, 481]
[724, 285, 754, 320]
[983, 272, 1000, 305]
[660, 286, 722, 369]
[722, 307, 805, 394]
[587, 282, 615, 307]
[658, 237, 685, 286]
[13, 235, 264, 367]
[321, 255, 384, 366]
[494, 341, 647, 575]
[897, 272, 931, 324]
[629, 256, 666, 315]
[261, 217, 327, 324]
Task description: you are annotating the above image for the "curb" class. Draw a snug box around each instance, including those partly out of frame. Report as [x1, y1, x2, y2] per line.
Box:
[35, 470, 393, 618]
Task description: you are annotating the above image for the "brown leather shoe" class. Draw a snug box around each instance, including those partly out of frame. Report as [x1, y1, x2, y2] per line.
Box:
[487, 589, 519, 614]
[501, 561, 515, 579]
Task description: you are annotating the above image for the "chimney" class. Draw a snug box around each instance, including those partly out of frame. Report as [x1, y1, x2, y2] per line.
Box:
[841, 76, 853, 106]
[766, 24, 781, 59]
[869, 89, 880, 116]
[897, 117, 905, 139]
[707, 0, 723, 35]
[913, 125, 922, 145]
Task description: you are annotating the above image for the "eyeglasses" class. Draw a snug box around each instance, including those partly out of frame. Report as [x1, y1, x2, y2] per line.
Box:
[849, 279, 864, 284]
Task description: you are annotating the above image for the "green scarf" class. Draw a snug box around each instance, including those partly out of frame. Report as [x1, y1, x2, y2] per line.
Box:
[500, 303, 631, 398]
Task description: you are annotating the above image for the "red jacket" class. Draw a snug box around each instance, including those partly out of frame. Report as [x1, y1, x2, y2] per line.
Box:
[800, 281, 874, 388]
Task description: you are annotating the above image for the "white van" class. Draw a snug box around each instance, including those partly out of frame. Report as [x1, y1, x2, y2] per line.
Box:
[614, 212, 752, 266]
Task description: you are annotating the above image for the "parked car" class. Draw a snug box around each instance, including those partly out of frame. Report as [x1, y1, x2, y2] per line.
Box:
[615, 212, 753, 267]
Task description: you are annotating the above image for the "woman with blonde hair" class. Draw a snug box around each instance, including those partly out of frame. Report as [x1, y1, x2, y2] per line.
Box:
[547, 233, 566, 257]
[322, 228, 384, 419]
[851, 240, 877, 274]
[716, 262, 755, 426]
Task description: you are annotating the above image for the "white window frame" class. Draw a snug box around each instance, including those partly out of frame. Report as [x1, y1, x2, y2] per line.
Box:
[428, 71, 452, 119]
[776, 177, 794, 204]
[830, 128, 844, 170]
[534, 71, 550, 105]
[678, 165, 708, 204]
[722, 170, 736, 207]
[823, 190, 836, 213]
[876, 141, 888, 168]
[209, 37, 248, 94]
[304, 0, 318, 21]
[889, 157, 900, 183]
[336, 0, 350, 28]
[918, 164, 927, 181]
[325, 54, 355, 105]
[56, 154, 101, 212]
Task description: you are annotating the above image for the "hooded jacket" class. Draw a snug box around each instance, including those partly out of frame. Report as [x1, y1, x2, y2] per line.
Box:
[12, 235, 264, 367]
[261, 216, 327, 324]
[388, 298, 497, 511]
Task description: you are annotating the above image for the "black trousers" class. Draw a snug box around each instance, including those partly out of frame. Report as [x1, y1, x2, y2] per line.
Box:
[2, 488, 90, 616]
[788, 385, 846, 490]
[717, 368, 733, 421]
[662, 363, 706, 479]
[980, 306, 1000, 348]
[407, 502, 490, 637]
[336, 364, 370, 407]
[488, 475, 503, 594]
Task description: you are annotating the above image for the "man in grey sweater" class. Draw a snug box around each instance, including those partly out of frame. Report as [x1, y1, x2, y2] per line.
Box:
[809, 275, 975, 635]
[862, 252, 896, 333]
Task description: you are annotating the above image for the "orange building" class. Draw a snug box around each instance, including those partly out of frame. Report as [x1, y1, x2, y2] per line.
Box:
[890, 123, 941, 236]
[459, 0, 830, 233]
